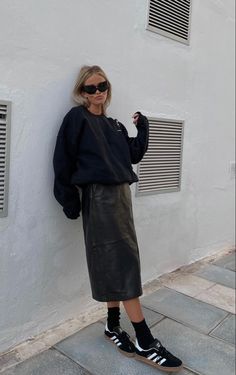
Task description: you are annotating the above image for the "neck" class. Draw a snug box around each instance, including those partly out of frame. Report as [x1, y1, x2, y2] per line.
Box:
[87, 104, 103, 115]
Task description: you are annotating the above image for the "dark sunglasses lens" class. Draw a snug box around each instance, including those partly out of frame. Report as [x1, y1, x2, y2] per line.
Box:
[83, 85, 97, 94]
[97, 81, 108, 92]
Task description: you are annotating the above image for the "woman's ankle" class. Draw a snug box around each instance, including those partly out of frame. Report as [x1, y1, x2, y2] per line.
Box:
[131, 318, 155, 349]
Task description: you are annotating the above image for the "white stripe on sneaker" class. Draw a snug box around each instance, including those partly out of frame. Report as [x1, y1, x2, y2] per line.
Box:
[111, 335, 116, 340]
[153, 355, 161, 363]
[117, 342, 122, 346]
[147, 353, 158, 360]
[158, 358, 167, 365]
[114, 339, 119, 343]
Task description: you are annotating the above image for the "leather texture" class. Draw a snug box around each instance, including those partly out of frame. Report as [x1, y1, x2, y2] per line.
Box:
[81, 183, 143, 302]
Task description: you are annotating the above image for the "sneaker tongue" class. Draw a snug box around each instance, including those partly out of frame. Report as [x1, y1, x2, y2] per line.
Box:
[149, 338, 162, 349]
[113, 326, 123, 334]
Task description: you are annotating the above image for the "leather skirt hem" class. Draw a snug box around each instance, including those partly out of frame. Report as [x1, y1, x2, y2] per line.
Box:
[92, 289, 143, 302]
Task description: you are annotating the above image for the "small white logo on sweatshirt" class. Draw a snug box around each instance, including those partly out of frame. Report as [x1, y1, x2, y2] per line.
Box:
[115, 119, 122, 131]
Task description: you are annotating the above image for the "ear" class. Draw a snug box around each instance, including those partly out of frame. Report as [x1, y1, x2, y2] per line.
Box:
[81, 91, 89, 100]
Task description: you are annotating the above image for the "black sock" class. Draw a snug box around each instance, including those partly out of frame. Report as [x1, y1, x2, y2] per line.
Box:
[107, 307, 120, 331]
[131, 318, 155, 349]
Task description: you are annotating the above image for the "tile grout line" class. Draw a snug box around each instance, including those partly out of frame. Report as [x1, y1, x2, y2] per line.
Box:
[155, 283, 234, 312]
[52, 346, 95, 375]
[182, 366, 204, 375]
[193, 263, 236, 291]
[193, 281, 218, 298]
[208, 333, 235, 348]
[140, 286, 236, 349]
[191, 291, 235, 315]
[148, 308, 234, 351]
[139, 300, 231, 338]
[207, 311, 231, 335]
[143, 281, 235, 318]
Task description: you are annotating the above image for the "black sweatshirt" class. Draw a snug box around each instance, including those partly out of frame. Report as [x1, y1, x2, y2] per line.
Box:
[52, 105, 149, 219]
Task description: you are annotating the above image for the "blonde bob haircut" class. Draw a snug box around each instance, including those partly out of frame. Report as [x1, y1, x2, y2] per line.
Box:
[72, 65, 112, 115]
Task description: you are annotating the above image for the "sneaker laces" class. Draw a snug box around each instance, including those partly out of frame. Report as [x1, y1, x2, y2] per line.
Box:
[120, 331, 131, 341]
[151, 339, 169, 357]
[115, 328, 134, 348]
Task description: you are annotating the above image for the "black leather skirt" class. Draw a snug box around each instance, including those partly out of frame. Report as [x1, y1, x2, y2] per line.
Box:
[81, 183, 143, 302]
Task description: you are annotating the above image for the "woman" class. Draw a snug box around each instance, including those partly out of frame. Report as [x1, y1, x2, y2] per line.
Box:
[53, 65, 183, 372]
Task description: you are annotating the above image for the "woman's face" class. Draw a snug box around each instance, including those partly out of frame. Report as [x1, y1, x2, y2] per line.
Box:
[82, 73, 108, 108]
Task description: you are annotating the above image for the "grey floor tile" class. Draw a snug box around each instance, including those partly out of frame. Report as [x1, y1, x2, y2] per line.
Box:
[1, 348, 88, 375]
[195, 264, 235, 289]
[223, 260, 236, 272]
[54, 322, 166, 375]
[162, 274, 214, 298]
[140, 287, 228, 334]
[99, 306, 164, 338]
[195, 284, 235, 314]
[212, 252, 235, 272]
[210, 314, 235, 345]
[152, 318, 235, 375]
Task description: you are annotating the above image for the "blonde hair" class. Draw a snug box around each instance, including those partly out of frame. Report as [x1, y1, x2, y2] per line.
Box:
[72, 65, 112, 115]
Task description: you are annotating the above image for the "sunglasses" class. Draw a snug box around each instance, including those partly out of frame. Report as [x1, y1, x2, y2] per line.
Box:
[82, 80, 109, 95]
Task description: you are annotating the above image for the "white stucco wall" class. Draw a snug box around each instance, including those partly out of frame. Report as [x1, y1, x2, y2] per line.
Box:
[0, 0, 235, 353]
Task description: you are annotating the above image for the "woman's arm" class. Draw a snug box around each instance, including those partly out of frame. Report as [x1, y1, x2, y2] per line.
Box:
[52, 109, 81, 219]
[118, 112, 149, 164]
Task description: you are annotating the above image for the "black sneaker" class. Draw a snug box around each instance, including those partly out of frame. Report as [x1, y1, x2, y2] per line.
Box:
[134, 337, 183, 372]
[104, 322, 135, 357]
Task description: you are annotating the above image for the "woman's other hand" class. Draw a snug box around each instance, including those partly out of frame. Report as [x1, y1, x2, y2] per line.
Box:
[132, 112, 141, 126]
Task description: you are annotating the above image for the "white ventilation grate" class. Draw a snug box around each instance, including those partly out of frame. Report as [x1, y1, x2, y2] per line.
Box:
[0, 100, 11, 217]
[147, 0, 192, 45]
[136, 117, 184, 195]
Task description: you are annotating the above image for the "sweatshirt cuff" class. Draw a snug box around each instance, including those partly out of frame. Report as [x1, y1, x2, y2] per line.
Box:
[63, 201, 81, 219]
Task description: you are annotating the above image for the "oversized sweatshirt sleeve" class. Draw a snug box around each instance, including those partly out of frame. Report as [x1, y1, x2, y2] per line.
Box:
[52, 109, 81, 219]
[118, 112, 149, 164]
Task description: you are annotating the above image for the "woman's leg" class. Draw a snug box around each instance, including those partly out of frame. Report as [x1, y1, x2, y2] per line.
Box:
[122, 298, 183, 369]
[122, 297, 144, 322]
[107, 301, 120, 308]
[106, 301, 121, 331]
[122, 297, 155, 348]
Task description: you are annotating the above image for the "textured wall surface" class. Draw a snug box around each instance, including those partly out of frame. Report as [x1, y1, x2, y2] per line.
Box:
[0, 0, 235, 353]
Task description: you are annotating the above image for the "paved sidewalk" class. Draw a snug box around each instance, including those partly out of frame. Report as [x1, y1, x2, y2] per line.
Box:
[1, 250, 235, 375]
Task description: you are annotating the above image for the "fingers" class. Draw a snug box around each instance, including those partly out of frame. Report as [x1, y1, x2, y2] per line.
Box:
[132, 111, 142, 118]
[132, 116, 139, 124]
[132, 111, 141, 124]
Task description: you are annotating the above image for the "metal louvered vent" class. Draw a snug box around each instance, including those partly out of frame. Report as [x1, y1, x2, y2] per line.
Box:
[147, 0, 192, 45]
[0, 100, 11, 217]
[136, 117, 184, 196]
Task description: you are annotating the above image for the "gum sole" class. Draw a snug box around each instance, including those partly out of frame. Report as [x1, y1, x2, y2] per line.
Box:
[104, 334, 135, 358]
[134, 354, 184, 372]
